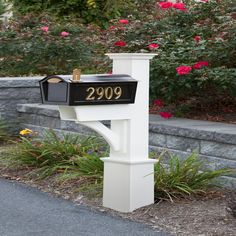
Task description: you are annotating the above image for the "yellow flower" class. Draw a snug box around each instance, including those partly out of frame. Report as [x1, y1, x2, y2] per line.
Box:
[19, 128, 33, 136]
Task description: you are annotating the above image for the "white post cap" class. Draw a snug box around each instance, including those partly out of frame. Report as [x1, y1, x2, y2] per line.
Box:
[106, 53, 157, 60]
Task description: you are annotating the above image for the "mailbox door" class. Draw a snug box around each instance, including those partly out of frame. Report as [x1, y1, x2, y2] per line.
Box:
[40, 76, 69, 105]
[47, 83, 68, 102]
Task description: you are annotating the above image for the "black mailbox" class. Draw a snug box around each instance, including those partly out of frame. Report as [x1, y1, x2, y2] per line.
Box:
[39, 74, 138, 106]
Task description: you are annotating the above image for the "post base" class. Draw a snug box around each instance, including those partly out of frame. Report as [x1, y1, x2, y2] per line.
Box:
[101, 158, 157, 212]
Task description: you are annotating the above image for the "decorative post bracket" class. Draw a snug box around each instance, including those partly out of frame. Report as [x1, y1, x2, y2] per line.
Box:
[76, 121, 120, 152]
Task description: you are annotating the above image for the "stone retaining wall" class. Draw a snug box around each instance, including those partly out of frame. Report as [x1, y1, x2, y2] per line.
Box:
[0, 77, 42, 131]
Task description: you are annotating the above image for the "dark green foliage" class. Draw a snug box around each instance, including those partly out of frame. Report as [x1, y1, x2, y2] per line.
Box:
[154, 152, 232, 201]
[10, 130, 106, 179]
[9, 0, 132, 26]
[0, 15, 96, 76]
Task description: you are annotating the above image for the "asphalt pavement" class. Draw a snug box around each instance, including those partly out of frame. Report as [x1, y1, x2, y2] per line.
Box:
[0, 178, 169, 236]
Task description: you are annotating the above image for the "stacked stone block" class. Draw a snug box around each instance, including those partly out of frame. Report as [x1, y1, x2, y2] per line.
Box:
[0, 77, 42, 132]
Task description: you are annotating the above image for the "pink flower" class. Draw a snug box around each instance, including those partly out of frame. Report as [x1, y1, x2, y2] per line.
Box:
[158, 2, 173, 9]
[109, 26, 116, 31]
[192, 61, 209, 69]
[194, 35, 201, 42]
[60, 31, 70, 37]
[108, 70, 112, 75]
[41, 26, 49, 32]
[114, 41, 127, 47]
[148, 43, 159, 50]
[119, 19, 129, 24]
[176, 66, 192, 75]
[154, 99, 164, 107]
[173, 2, 187, 11]
[159, 112, 172, 119]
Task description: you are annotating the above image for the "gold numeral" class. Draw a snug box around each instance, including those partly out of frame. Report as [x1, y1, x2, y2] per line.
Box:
[105, 87, 113, 100]
[96, 87, 104, 100]
[114, 87, 122, 99]
[86, 87, 95, 100]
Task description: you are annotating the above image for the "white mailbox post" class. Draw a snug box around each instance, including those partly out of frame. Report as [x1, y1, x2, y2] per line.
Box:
[58, 53, 157, 212]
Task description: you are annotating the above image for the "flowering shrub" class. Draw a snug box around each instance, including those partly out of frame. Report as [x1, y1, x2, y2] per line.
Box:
[105, 0, 236, 103]
[0, 0, 235, 119]
[0, 14, 101, 76]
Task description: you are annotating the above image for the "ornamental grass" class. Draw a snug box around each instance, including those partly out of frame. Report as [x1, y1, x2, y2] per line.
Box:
[9, 129, 106, 180]
[154, 152, 232, 201]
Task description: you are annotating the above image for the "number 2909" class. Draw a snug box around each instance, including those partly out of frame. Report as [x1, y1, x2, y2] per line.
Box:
[86, 86, 122, 101]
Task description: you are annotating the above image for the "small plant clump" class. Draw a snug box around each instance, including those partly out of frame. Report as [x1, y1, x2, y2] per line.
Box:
[154, 152, 232, 201]
[10, 129, 106, 184]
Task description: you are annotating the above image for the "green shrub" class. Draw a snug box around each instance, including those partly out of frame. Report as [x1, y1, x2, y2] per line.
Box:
[154, 152, 232, 201]
[9, 0, 133, 26]
[10, 129, 106, 179]
[0, 14, 99, 76]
